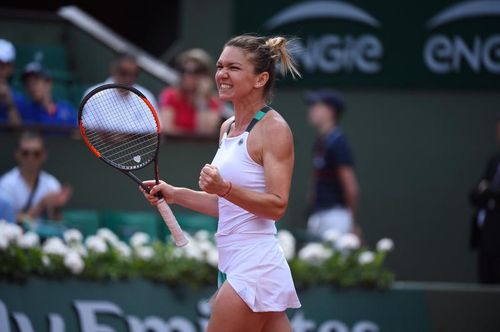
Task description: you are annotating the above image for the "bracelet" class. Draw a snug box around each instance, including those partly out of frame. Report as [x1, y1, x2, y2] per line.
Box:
[219, 181, 232, 198]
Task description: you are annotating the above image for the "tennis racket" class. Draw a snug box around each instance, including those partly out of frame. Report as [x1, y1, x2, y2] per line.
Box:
[78, 83, 188, 247]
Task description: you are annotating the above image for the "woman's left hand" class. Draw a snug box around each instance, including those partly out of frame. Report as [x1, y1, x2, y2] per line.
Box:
[199, 164, 230, 196]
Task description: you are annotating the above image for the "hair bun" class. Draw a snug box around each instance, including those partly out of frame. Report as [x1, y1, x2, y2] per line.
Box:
[265, 36, 301, 79]
[265, 37, 287, 56]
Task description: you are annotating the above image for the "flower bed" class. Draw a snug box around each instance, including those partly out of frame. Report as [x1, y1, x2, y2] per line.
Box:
[0, 221, 394, 288]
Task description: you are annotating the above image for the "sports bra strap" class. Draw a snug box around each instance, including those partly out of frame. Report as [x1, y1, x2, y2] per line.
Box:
[225, 105, 272, 136]
[246, 105, 272, 132]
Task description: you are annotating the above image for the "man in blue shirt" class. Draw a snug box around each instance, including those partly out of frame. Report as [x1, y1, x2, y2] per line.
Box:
[0, 39, 24, 125]
[305, 89, 360, 238]
[19, 61, 76, 127]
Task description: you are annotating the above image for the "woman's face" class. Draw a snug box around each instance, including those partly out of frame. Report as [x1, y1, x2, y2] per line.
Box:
[215, 46, 267, 102]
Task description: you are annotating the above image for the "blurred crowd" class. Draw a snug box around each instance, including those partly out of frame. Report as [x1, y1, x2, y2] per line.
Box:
[0, 38, 226, 137]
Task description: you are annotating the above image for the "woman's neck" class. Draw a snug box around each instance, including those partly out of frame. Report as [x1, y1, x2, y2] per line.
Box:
[232, 97, 266, 131]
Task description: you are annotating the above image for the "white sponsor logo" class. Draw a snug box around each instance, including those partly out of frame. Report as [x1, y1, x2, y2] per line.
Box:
[264, 1, 383, 74]
[424, 0, 500, 74]
[0, 299, 380, 332]
[263, 0, 380, 29]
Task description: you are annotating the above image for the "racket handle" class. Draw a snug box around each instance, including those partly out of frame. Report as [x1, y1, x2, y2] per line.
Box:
[156, 198, 188, 247]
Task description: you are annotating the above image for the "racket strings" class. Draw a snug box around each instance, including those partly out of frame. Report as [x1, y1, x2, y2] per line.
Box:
[81, 88, 159, 169]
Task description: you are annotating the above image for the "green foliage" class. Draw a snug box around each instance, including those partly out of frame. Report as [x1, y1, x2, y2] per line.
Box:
[0, 225, 394, 289]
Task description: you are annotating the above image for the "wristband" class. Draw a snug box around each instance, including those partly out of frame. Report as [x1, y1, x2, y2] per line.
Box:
[219, 181, 232, 198]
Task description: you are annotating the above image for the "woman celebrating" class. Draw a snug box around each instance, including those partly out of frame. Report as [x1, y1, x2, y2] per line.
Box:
[143, 35, 301, 332]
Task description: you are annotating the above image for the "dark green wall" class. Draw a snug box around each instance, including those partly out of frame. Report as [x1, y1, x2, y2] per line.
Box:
[1, 3, 498, 284]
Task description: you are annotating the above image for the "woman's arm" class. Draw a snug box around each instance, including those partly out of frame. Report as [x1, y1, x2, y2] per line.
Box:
[142, 180, 219, 217]
[199, 115, 294, 221]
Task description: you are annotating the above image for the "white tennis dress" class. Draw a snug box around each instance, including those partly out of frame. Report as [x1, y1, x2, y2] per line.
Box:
[211, 107, 301, 312]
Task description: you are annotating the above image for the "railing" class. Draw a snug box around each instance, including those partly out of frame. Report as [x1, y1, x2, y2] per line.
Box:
[57, 6, 179, 86]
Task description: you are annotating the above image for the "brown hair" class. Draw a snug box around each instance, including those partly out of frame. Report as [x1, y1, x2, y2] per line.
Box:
[225, 35, 300, 101]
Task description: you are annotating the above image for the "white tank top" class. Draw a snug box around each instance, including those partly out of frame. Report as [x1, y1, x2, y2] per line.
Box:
[211, 108, 277, 236]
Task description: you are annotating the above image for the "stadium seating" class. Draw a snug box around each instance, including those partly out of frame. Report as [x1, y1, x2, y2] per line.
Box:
[100, 210, 160, 242]
[62, 209, 100, 237]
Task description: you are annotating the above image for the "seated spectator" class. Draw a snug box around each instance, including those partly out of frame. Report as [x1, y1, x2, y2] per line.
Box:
[0, 131, 72, 224]
[0, 39, 24, 126]
[159, 49, 222, 136]
[84, 53, 158, 110]
[0, 195, 15, 223]
[19, 61, 76, 127]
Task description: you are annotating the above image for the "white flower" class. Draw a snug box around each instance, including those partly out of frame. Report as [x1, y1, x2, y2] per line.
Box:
[0, 234, 8, 250]
[277, 230, 296, 261]
[206, 248, 219, 267]
[43, 237, 68, 256]
[194, 230, 210, 242]
[17, 232, 40, 249]
[130, 232, 150, 248]
[172, 247, 184, 258]
[63, 229, 83, 245]
[135, 246, 154, 260]
[115, 241, 131, 258]
[336, 233, 361, 251]
[42, 255, 51, 267]
[0, 222, 23, 243]
[197, 240, 215, 256]
[73, 244, 88, 257]
[64, 250, 85, 274]
[97, 228, 119, 245]
[187, 245, 204, 261]
[322, 229, 341, 243]
[85, 235, 107, 254]
[376, 238, 394, 252]
[298, 243, 333, 266]
[358, 251, 375, 265]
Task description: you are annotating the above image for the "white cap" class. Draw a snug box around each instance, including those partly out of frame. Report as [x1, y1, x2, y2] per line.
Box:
[0, 39, 15, 63]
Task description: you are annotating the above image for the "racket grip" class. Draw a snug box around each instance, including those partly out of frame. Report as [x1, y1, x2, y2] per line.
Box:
[156, 198, 188, 247]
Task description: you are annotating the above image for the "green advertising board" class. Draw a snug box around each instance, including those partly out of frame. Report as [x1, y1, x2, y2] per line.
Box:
[0, 279, 433, 332]
[2, 279, 500, 331]
[234, 0, 500, 88]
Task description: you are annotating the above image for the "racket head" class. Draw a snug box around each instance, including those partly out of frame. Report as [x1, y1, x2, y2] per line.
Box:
[78, 83, 161, 172]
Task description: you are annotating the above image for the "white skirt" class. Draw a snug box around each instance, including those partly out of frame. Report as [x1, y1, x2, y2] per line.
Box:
[216, 233, 301, 312]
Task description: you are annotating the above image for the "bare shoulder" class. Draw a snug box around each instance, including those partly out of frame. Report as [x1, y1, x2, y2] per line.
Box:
[260, 110, 293, 141]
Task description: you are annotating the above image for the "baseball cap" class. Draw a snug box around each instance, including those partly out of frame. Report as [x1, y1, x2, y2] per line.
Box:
[0, 39, 15, 63]
[21, 61, 51, 81]
[304, 89, 345, 115]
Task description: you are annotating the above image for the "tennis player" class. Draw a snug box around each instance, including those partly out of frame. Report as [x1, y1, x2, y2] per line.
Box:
[143, 35, 301, 331]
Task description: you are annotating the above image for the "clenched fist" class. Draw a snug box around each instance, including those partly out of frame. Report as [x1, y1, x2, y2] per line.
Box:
[199, 164, 230, 196]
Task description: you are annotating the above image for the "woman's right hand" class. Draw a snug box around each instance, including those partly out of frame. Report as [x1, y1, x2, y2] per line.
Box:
[140, 180, 176, 205]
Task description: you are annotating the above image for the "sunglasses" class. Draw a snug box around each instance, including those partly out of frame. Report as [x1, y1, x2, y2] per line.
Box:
[19, 149, 43, 158]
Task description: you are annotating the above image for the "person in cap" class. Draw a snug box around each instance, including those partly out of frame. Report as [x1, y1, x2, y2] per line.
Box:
[0, 39, 24, 126]
[20, 61, 76, 127]
[158, 48, 222, 136]
[83, 53, 158, 111]
[305, 89, 360, 238]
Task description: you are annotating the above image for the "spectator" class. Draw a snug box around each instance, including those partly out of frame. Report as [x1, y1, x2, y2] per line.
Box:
[0, 195, 15, 223]
[0, 131, 72, 224]
[469, 118, 500, 284]
[84, 53, 158, 110]
[19, 61, 76, 127]
[158, 49, 222, 136]
[304, 89, 360, 238]
[0, 39, 24, 126]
